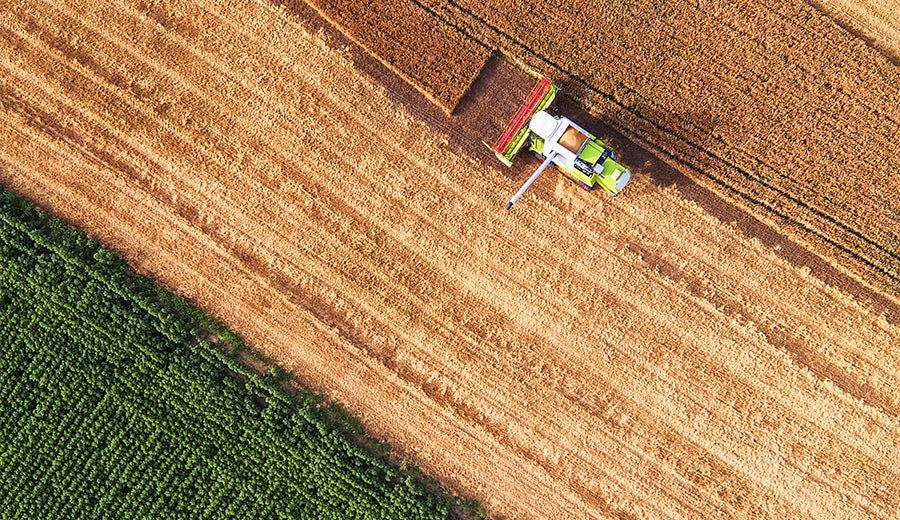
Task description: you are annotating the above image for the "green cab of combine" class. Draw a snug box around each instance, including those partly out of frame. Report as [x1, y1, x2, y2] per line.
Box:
[527, 111, 631, 196]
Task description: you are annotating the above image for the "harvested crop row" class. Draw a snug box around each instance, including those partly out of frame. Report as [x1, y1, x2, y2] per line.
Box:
[290, 0, 490, 113]
[413, 0, 900, 301]
[3, 0, 900, 519]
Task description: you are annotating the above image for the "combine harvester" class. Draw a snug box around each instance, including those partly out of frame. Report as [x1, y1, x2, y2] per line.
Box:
[487, 75, 631, 210]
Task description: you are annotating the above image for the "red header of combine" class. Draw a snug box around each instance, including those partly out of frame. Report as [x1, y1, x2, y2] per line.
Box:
[487, 75, 557, 166]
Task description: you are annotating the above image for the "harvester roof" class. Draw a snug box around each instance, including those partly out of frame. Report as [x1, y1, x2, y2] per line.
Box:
[528, 111, 559, 141]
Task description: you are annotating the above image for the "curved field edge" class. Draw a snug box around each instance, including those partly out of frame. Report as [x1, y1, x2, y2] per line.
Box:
[402, 0, 900, 302]
[0, 187, 481, 520]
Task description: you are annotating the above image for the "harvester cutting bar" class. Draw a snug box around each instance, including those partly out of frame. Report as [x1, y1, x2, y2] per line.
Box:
[489, 76, 556, 166]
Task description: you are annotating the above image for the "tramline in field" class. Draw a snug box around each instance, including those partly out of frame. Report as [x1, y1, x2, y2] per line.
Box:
[487, 75, 631, 210]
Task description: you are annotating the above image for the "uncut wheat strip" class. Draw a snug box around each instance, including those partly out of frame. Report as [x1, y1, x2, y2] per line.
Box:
[301, 0, 489, 113]
[649, 29, 900, 231]
[436, 0, 900, 110]
[588, 4, 900, 224]
[683, 0, 897, 125]
[432, 0, 900, 162]
[636, 34, 899, 184]
[428, 0, 900, 238]
[703, 0, 900, 115]
[754, 0, 900, 83]
[748, 3, 900, 188]
[664, 0, 900, 207]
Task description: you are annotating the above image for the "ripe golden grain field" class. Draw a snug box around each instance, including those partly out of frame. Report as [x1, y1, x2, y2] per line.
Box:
[808, 0, 900, 65]
[299, 0, 490, 113]
[407, 0, 900, 302]
[1, 0, 899, 519]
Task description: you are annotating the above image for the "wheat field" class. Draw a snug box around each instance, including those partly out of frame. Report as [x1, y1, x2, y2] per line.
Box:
[2, 0, 899, 518]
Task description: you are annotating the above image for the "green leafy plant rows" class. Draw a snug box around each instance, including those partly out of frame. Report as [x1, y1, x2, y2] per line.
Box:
[0, 187, 461, 520]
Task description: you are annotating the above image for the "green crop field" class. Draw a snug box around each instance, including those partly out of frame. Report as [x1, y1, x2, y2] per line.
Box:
[0, 188, 469, 520]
